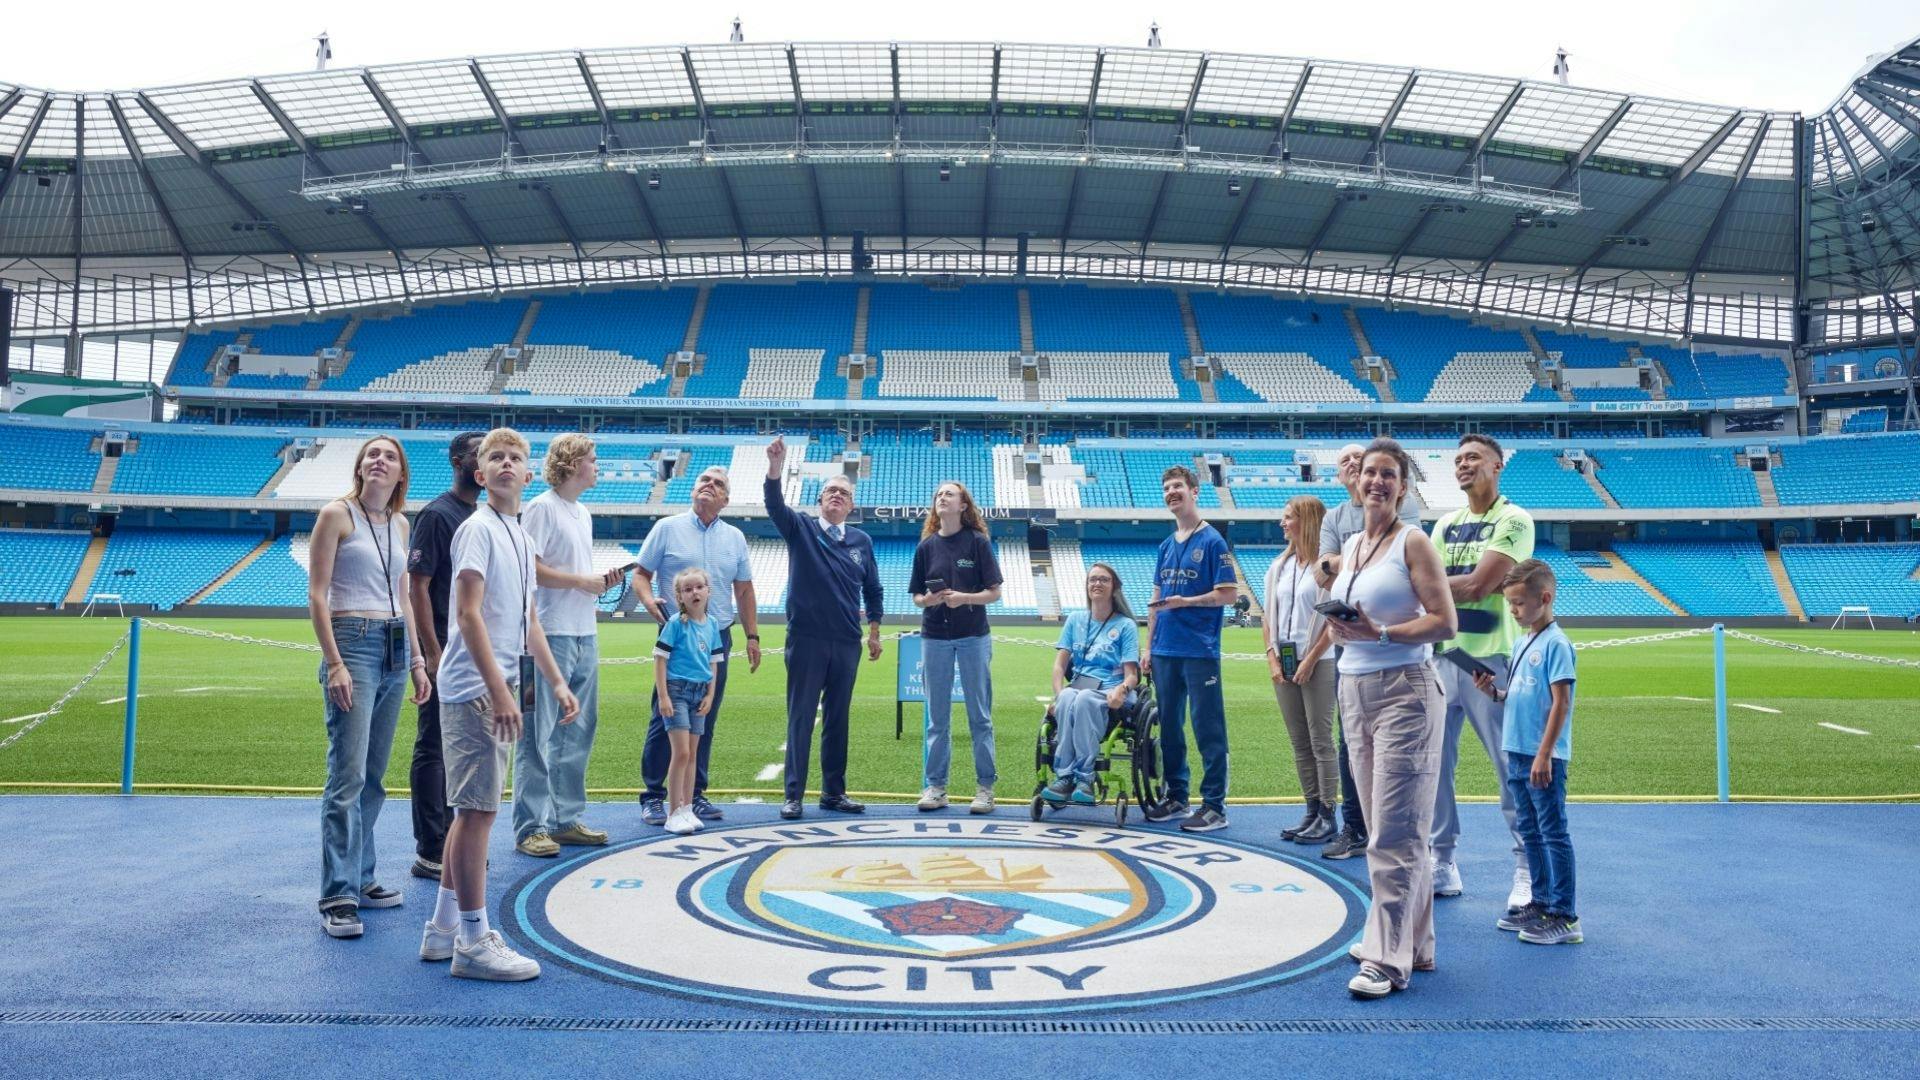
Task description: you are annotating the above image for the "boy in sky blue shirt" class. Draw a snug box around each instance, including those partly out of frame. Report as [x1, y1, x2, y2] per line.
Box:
[1473, 558, 1582, 946]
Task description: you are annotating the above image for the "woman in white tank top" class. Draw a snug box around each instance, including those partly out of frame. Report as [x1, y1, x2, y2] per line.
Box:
[1320, 439, 1457, 1001]
[308, 435, 433, 939]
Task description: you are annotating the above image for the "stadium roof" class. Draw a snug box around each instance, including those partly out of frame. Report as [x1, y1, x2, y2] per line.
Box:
[0, 37, 1915, 349]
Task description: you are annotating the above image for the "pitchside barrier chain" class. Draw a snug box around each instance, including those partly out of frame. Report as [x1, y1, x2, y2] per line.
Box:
[4, 619, 1914, 802]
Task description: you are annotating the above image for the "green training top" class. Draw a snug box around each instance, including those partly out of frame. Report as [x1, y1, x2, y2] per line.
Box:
[1430, 496, 1535, 658]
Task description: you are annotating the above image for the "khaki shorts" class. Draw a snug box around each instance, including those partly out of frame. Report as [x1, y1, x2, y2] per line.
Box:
[442, 689, 515, 812]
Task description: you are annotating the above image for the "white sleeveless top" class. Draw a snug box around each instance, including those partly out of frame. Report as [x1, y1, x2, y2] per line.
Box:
[328, 501, 406, 617]
[1332, 524, 1431, 676]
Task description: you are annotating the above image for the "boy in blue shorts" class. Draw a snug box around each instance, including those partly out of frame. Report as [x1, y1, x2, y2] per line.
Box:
[1473, 558, 1582, 945]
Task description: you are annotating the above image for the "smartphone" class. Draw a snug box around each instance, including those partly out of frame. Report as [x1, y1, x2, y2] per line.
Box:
[1437, 647, 1496, 680]
[613, 561, 640, 577]
[1276, 641, 1300, 681]
[518, 654, 536, 712]
[1314, 599, 1361, 622]
[1148, 596, 1172, 609]
[924, 577, 947, 594]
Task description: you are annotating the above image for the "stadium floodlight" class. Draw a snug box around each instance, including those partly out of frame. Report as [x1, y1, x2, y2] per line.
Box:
[1226, 176, 1241, 197]
[300, 140, 1586, 215]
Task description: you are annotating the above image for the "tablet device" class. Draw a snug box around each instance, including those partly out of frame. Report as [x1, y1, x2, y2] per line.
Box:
[1068, 674, 1103, 691]
[1437, 647, 1496, 680]
[1313, 598, 1361, 622]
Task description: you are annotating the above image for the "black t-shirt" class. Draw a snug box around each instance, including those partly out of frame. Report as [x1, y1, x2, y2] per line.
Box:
[407, 490, 476, 644]
[909, 529, 1004, 640]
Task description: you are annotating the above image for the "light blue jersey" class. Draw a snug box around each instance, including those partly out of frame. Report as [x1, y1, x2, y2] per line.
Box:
[1501, 622, 1577, 761]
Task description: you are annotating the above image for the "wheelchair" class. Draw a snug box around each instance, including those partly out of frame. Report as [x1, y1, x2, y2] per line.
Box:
[1029, 674, 1163, 827]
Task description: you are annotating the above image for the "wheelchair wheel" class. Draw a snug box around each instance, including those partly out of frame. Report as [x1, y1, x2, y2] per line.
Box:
[1114, 792, 1128, 827]
[1129, 702, 1164, 811]
[1029, 795, 1045, 822]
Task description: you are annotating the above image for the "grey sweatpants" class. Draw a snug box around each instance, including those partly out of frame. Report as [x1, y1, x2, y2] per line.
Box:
[1340, 662, 1446, 988]
[1431, 654, 1525, 866]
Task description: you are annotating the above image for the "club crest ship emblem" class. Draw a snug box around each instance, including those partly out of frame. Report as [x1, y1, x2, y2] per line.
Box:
[743, 847, 1147, 959]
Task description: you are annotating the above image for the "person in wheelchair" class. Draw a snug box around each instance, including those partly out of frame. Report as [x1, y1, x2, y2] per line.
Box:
[1043, 563, 1141, 805]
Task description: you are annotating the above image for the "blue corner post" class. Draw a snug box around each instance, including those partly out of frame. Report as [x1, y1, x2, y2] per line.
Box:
[1713, 622, 1729, 803]
[121, 617, 142, 795]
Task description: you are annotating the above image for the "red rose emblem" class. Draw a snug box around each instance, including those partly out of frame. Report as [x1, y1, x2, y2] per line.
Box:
[869, 898, 1024, 936]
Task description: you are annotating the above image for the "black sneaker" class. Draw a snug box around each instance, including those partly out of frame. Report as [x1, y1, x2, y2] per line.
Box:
[1142, 798, 1190, 823]
[818, 794, 866, 814]
[780, 800, 803, 820]
[410, 857, 442, 881]
[360, 884, 403, 909]
[1179, 806, 1229, 833]
[1498, 902, 1548, 933]
[321, 905, 363, 939]
[691, 795, 724, 821]
[640, 797, 668, 827]
[1320, 828, 1367, 860]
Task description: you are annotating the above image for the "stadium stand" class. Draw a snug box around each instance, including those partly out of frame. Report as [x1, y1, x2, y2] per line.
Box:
[1079, 542, 1169, 608]
[855, 430, 995, 507]
[523, 290, 695, 387]
[1214, 353, 1376, 403]
[1074, 448, 1133, 509]
[694, 283, 858, 398]
[203, 533, 310, 607]
[1041, 353, 1183, 401]
[875, 353, 1025, 400]
[1780, 542, 1920, 619]
[1233, 545, 1282, 607]
[1613, 540, 1787, 617]
[1498, 451, 1608, 510]
[111, 432, 284, 499]
[362, 347, 497, 396]
[867, 283, 1019, 353]
[0, 425, 100, 492]
[1592, 448, 1762, 509]
[1186, 295, 1363, 385]
[1027, 284, 1189, 357]
[87, 528, 268, 609]
[1773, 433, 1920, 505]
[740, 349, 826, 400]
[505, 347, 670, 398]
[165, 330, 239, 388]
[1050, 538, 1090, 612]
[1532, 543, 1672, 618]
[0, 529, 92, 605]
[1642, 344, 1792, 399]
[332, 299, 529, 391]
[1354, 308, 1531, 402]
[248, 318, 348, 359]
[1425, 353, 1557, 404]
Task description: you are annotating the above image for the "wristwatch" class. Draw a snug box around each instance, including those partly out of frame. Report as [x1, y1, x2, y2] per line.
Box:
[1377, 625, 1393, 646]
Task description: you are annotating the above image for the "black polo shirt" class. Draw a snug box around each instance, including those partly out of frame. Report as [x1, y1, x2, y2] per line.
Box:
[909, 528, 1003, 640]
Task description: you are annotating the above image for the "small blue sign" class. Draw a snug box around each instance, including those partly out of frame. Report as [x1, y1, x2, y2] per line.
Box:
[895, 633, 965, 704]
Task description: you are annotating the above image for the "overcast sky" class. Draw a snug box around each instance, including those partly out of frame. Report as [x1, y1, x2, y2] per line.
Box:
[1, 0, 1911, 112]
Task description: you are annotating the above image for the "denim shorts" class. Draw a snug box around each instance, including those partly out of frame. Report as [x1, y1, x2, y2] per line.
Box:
[442, 689, 515, 812]
[663, 678, 711, 736]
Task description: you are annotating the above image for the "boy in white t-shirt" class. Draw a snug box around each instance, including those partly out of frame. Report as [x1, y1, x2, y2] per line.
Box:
[426, 428, 578, 981]
[512, 434, 623, 858]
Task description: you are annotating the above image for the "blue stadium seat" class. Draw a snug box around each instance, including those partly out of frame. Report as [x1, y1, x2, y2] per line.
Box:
[0, 425, 100, 492]
[203, 535, 308, 607]
[0, 529, 92, 604]
[86, 528, 268, 610]
[1592, 448, 1761, 509]
[693, 283, 858, 398]
[867, 283, 1019, 353]
[1773, 434, 1920, 505]
[1531, 542, 1670, 617]
[112, 432, 284, 499]
[1027, 284, 1188, 357]
[1499, 452, 1606, 510]
[1613, 540, 1785, 616]
[329, 299, 529, 390]
[1780, 543, 1920, 619]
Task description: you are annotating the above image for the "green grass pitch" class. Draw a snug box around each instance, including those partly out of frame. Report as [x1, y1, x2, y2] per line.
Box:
[2, 617, 1916, 801]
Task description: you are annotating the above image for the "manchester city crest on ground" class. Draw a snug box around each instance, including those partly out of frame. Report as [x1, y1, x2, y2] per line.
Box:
[505, 819, 1367, 1015]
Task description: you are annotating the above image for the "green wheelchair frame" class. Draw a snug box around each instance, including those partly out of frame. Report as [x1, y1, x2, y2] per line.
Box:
[1028, 674, 1162, 827]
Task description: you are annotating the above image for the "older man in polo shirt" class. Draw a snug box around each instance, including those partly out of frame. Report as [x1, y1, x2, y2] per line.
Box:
[631, 465, 761, 826]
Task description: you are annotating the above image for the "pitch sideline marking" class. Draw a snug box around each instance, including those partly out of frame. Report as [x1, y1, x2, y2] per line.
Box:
[1733, 703, 1783, 714]
[1819, 723, 1870, 736]
[2, 713, 49, 726]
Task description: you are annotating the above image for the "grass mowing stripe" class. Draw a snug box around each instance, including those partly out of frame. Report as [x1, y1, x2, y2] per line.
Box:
[2, 618, 1917, 800]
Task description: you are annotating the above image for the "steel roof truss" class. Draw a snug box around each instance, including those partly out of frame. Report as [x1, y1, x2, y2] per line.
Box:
[1572, 109, 1746, 274]
[0, 96, 52, 205]
[360, 73, 502, 265]
[132, 92, 311, 267]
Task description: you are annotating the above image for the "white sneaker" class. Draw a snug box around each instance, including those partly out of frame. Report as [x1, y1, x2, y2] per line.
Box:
[449, 930, 540, 981]
[1508, 864, 1533, 911]
[1433, 859, 1463, 897]
[917, 786, 949, 811]
[969, 786, 996, 815]
[665, 808, 699, 835]
[420, 920, 456, 962]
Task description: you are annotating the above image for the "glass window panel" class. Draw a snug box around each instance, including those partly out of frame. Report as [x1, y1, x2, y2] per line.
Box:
[260, 72, 393, 136]
[477, 54, 596, 115]
[583, 49, 695, 109]
[688, 44, 793, 104]
[1595, 99, 1736, 167]
[1848, 94, 1910, 159]
[998, 44, 1098, 105]
[794, 43, 893, 100]
[1699, 113, 1762, 176]
[1292, 62, 1411, 126]
[27, 96, 78, 157]
[0, 91, 44, 156]
[1495, 85, 1623, 153]
[1096, 48, 1201, 110]
[897, 43, 993, 100]
[1393, 72, 1513, 138]
[369, 63, 496, 125]
[82, 97, 129, 157]
[143, 82, 288, 149]
[1749, 114, 1796, 179]
[1830, 109, 1882, 173]
[1192, 54, 1305, 117]
[114, 94, 180, 156]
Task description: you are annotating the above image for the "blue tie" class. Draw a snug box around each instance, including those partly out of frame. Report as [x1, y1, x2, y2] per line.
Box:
[828, 524, 844, 543]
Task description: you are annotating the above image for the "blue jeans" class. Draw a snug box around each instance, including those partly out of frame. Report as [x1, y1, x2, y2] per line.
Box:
[642, 627, 730, 800]
[1505, 752, 1576, 917]
[664, 678, 712, 736]
[1052, 687, 1133, 785]
[922, 634, 996, 788]
[513, 633, 600, 843]
[1155, 655, 1229, 813]
[319, 616, 407, 910]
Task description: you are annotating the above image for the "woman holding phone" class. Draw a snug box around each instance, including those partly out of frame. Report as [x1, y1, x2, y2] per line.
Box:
[909, 481, 1003, 814]
[1322, 438, 1457, 1000]
[1266, 495, 1338, 845]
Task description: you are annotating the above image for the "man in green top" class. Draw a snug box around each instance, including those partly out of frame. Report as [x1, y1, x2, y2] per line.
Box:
[1429, 433, 1534, 917]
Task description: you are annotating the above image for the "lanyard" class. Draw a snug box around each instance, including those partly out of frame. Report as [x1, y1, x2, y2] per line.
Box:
[1344, 524, 1399, 605]
[1082, 611, 1121, 661]
[1164, 525, 1207, 596]
[1506, 621, 1554, 686]
[355, 499, 397, 618]
[1276, 555, 1306, 642]
[488, 506, 530, 649]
